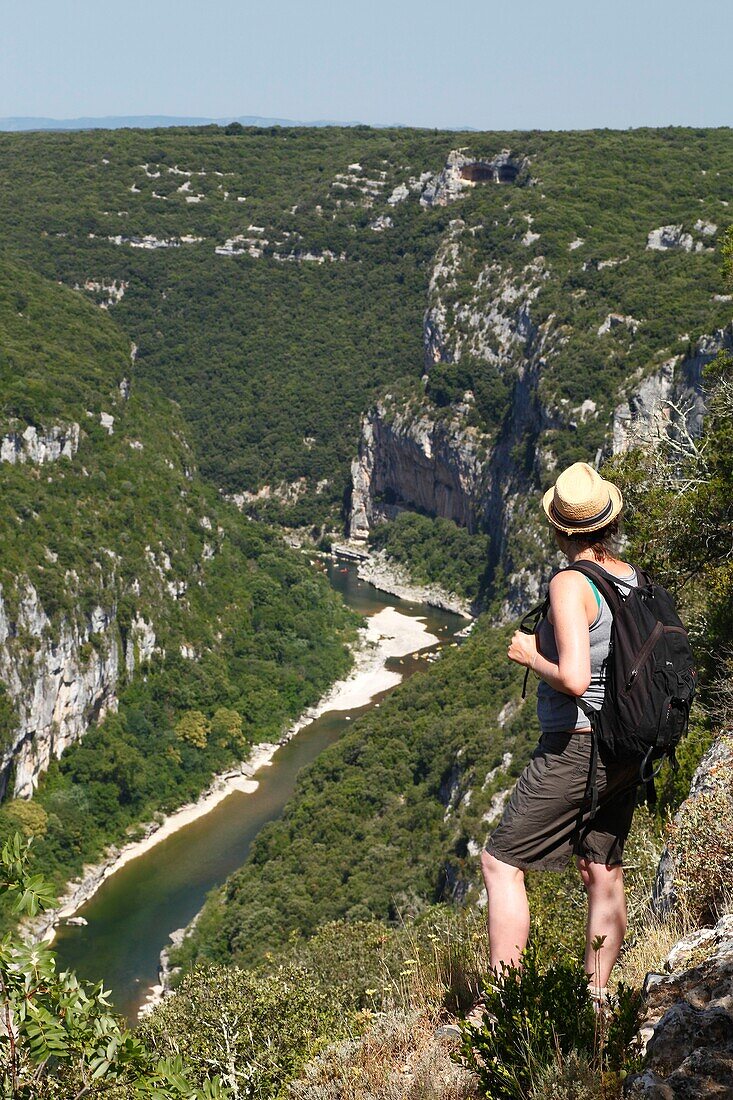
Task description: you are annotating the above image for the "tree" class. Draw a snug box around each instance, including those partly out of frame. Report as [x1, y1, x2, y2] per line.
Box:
[210, 708, 246, 753]
[175, 711, 210, 750]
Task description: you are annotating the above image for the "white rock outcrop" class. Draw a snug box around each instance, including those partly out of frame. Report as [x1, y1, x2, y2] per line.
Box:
[647, 225, 694, 252]
[420, 150, 524, 207]
[612, 326, 732, 454]
[76, 279, 128, 308]
[387, 182, 409, 206]
[0, 583, 156, 800]
[1, 423, 80, 465]
[598, 312, 641, 336]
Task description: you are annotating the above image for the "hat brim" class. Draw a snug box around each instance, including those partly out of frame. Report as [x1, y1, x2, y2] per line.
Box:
[542, 481, 623, 535]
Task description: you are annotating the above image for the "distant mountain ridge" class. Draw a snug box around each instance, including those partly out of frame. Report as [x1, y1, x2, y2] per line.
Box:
[0, 114, 378, 131]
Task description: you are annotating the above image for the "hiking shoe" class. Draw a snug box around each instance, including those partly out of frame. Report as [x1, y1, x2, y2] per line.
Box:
[465, 997, 497, 1030]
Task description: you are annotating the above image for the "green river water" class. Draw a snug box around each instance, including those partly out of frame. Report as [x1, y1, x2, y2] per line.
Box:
[54, 561, 464, 1020]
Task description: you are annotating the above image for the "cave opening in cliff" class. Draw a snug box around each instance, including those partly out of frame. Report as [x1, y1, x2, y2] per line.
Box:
[459, 162, 495, 183]
[496, 163, 519, 183]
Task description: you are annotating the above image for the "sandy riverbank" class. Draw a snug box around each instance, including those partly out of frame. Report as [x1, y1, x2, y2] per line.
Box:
[35, 605, 439, 942]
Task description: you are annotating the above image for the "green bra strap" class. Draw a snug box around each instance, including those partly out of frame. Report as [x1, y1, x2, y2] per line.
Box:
[586, 577, 601, 612]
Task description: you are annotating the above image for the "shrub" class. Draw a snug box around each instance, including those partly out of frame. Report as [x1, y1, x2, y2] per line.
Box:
[174, 710, 210, 749]
[0, 835, 224, 1098]
[140, 963, 342, 1099]
[458, 941, 643, 1100]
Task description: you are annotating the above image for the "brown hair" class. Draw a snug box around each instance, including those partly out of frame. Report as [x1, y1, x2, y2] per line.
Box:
[554, 518, 621, 562]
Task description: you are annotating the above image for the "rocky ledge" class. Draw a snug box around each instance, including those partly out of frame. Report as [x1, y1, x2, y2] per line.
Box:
[626, 913, 733, 1098]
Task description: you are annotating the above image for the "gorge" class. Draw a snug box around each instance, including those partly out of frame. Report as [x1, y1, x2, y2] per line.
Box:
[0, 123, 731, 1098]
[52, 561, 464, 1019]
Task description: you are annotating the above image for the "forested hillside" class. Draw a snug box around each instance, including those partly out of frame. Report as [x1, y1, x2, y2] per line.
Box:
[0, 127, 730, 539]
[1, 123, 732, 1099]
[0, 256, 355, 898]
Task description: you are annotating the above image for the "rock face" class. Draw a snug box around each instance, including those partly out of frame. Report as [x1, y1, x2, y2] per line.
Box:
[349, 199, 726, 618]
[420, 149, 525, 207]
[628, 731, 733, 1097]
[0, 584, 156, 800]
[646, 223, 717, 253]
[653, 732, 733, 916]
[349, 398, 487, 539]
[349, 218, 556, 616]
[647, 225, 694, 252]
[626, 913, 733, 1098]
[1, 422, 80, 464]
[612, 327, 732, 454]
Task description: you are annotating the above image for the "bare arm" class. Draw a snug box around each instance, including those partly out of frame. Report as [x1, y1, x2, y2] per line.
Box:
[507, 571, 593, 697]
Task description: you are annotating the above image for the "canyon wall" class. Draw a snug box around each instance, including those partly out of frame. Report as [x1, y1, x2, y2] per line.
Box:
[0, 581, 156, 800]
[349, 195, 731, 616]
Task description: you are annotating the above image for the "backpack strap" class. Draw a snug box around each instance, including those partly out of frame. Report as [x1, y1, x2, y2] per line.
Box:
[572, 718, 600, 856]
[518, 594, 549, 699]
[564, 560, 631, 617]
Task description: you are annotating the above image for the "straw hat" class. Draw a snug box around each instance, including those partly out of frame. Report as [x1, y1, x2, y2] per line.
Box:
[542, 462, 623, 535]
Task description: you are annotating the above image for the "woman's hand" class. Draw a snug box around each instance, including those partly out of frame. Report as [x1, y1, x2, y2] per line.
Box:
[507, 629, 538, 669]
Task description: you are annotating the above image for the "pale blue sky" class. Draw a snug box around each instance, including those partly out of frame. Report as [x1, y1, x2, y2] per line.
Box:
[2, 0, 731, 130]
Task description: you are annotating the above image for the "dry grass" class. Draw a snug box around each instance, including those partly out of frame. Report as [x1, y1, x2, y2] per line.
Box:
[525, 1048, 602, 1100]
[288, 1009, 479, 1100]
[616, 907, 691, 990]
[392, 908, 489, 1016]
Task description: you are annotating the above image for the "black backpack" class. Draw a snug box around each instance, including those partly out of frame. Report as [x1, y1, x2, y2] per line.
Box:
[520, 559, 697, 814]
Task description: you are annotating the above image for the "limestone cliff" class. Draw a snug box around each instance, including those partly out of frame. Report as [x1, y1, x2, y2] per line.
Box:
[349, 208, 726, 616]
[349, 395, 487, 539]
[627, 732, 733, 1097]
[0, 585, 155, 799]
[613, 327, 732, 453]
[1, 422, 80, 465]
[627, 911, 733, 1097]
[0, 258, 222, 800]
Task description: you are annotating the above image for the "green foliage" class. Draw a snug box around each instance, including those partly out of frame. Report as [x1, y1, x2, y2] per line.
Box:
[175, 711, 210, 750]
[139, 963, 341, 1100]
[0, 127, 731, 531]
[209, 708, 245, 752]
[0, 255, 357, 915]
[0, 686, 17, 756]
[458, 942, 643, 1100]
[0, 835, 227, 1098]
[369, 512, 490, 602]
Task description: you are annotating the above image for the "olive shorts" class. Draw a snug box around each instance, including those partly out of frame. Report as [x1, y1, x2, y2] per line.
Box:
[485, 730, 640, 871]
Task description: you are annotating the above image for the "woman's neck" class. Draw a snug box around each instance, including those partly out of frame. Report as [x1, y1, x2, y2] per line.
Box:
[567, 546, 615, 566]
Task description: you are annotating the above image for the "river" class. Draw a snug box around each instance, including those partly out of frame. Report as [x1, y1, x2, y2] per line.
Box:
[53, 560, 464, 1020]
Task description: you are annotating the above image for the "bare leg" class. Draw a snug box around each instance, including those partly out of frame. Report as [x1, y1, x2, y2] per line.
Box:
[481, 850, 530, 970]
[577, 859, 627, 988]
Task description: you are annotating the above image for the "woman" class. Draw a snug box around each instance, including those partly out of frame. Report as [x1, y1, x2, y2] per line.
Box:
[481, 461, 641, 1000]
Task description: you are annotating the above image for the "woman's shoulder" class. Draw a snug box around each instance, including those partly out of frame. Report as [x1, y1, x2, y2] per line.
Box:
[548, 568, 592, 599]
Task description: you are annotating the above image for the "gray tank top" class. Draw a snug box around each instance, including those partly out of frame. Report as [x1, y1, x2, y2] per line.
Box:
[536, 564, 638, 732]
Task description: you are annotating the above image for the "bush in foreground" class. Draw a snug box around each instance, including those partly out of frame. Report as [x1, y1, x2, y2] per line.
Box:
[458, 942, 643, 1100]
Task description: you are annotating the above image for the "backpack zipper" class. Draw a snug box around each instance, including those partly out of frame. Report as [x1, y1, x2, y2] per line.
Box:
[625, 621, 664, 690]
